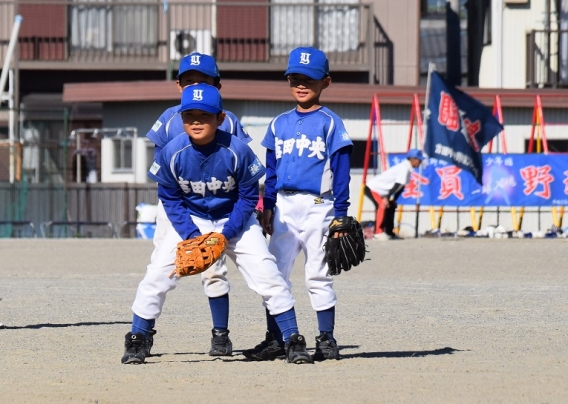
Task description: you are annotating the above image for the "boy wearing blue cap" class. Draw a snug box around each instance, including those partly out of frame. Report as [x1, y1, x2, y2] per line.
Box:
[365, 149, 424, 240]
[147, 52, 250, 158]
[122, 84, 313, 365]
[243, 47, 353, 361]
[143, 53, 251, 359]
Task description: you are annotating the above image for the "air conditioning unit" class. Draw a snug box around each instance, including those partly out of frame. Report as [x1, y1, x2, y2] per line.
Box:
[170, 29, 213, 60]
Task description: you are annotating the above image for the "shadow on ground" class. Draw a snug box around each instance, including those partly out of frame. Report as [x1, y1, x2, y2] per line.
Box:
[340, 347, 463, 359]
[1, 321, 131, 330]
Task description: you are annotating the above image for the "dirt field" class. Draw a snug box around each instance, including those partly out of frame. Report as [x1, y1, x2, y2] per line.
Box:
[1, 237, 567, 403]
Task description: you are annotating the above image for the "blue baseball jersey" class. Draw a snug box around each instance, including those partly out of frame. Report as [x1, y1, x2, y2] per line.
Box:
[148, 130, 265, 222]
[261, 107, 353, 195]
[146, 105, 251, 150]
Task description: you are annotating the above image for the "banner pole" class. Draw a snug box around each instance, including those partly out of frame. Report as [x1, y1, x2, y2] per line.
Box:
[357, 95, 377, 222]
[415, 62, 435, 238]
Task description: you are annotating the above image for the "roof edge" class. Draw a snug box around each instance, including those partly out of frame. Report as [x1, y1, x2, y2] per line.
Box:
[62, 80, 568, 108]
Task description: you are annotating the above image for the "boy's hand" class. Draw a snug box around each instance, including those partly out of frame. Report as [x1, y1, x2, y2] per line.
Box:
[261, 209, 274, 235]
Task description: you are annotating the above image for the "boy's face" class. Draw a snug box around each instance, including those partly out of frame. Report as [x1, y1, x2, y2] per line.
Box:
[287, 73, 330, 111]
[181, 109, 226, 146]
[177, 71, 218, 92]
[409, 158, 422, 168]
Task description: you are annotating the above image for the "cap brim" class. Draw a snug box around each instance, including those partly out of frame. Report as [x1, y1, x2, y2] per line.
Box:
[284, 66, 326, 80]
[177, 66, 218, 79]
[179, 103, 221, 114]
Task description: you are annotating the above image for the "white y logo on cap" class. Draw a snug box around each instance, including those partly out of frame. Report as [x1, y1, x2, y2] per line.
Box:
[299, 52, 311, 65]
[193, 89, 203, 101]
[190, 55, 201, 65]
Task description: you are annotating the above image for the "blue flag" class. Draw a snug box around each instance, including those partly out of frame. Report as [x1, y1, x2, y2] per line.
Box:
[424, 71, 504, 184]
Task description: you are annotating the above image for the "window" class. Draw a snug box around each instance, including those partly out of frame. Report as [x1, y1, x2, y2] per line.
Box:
[524, 139, 568, 153]
[112, 138, 132, 171]
[70, 2, 112, 51]
[350, 140, 384, 170]
[70, 0, 158, 54]
[270, 0, 360, 56]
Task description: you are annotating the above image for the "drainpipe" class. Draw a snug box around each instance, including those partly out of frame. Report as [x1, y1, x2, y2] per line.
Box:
[0, 15, 23, 184]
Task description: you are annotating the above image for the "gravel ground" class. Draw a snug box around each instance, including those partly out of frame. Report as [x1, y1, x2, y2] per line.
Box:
[1, 237, 567, 403]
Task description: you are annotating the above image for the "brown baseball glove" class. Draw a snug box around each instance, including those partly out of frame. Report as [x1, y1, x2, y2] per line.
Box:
[169, 232, 227, 278]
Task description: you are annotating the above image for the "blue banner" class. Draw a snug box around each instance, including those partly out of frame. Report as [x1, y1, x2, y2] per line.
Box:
[387, 153, 568, 207]
[424, 72, 504, 184]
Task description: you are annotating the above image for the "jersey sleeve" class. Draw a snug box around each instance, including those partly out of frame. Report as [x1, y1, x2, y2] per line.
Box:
[330, 146, 352, 217]
[152, 144, 162, 161]
[158, 184, 200, 240]
[148, 140, 200, 239]
[222, 110, 252, 144]
[260, 118, 277, 150]
[326, 114, 353, 156]
[220, 140, 265, 240]
[236, 144, 266, 188]
[262, 149, 277, 211]
[325, 112, 353, 215]
[221, 181, 259, 240]
[147, 147, 180, 189]
[146, 105, 182, 149]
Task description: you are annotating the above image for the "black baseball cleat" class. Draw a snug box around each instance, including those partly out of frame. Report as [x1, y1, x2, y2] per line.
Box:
[145, 328, 156, 357]
[242, 331, 285, 361]
[313, 332, 340, 361]
[121, 332, 147, 365]
[285, 333, 313, 364]
[209, 328, 233, 356]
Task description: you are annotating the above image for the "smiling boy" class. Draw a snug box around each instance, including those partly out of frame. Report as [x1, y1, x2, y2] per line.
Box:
[243, 47, 354, 361]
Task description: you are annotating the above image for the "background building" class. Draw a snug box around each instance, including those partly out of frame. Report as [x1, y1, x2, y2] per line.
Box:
[0, 0, 567, 237]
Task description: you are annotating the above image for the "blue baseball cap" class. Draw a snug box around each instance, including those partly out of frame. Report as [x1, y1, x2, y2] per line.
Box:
[406, 149, 424, 161]
[177, 52, 220, 79]
[179, 84, 223, 114]
[284, 46, 329, 80]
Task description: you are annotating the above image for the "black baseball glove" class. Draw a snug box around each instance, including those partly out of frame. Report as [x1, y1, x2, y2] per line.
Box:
[324, 216, 366, 276]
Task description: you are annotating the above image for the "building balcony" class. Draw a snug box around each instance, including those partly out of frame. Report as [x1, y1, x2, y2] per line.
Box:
[526, 28, 568, 88]
[0, 0, 393, 84]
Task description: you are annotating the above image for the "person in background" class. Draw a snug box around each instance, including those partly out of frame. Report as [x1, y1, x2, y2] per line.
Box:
[364, 149, 424, 240]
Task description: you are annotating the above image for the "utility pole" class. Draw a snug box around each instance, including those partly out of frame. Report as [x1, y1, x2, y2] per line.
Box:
[446, 0, 462, 86]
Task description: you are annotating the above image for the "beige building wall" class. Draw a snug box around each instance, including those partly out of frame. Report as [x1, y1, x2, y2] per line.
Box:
[479, 1, 552, 89]
[0, 1, 17, 64]
[373, 0, 420, 86]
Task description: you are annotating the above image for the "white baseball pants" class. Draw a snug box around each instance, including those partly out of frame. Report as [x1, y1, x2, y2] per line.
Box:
[131, 212, 295, 320]
[153, 201, 231, 297]
[269, 191, 337, 311]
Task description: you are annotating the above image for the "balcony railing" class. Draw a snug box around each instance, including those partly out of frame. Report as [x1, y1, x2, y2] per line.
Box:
[0, 1, 393, 84]
[526, 29, 568, 88]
